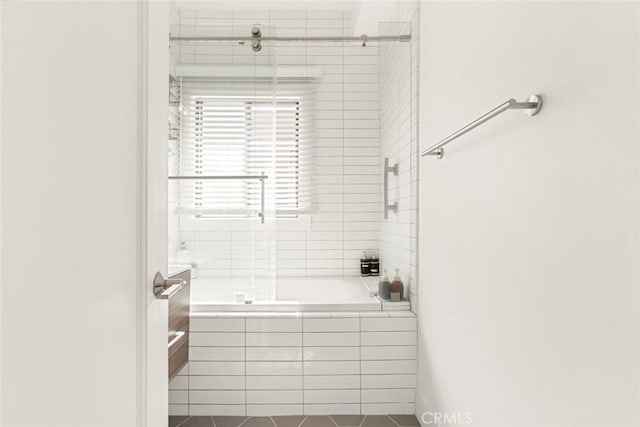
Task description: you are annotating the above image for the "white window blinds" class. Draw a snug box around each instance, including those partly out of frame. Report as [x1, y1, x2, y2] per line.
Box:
[178, 78, 314, 218]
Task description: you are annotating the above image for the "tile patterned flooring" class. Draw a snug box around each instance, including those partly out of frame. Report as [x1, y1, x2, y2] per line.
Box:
[169, 415, 421, 427]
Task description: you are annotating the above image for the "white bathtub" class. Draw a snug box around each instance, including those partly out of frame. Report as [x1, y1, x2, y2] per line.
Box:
[190, 276, 410, 312]
[171, 273, 416, 415]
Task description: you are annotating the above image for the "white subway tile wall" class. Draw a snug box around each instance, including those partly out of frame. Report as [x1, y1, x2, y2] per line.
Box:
[169, 9, 383, 278]
[169, 311, 417, 416]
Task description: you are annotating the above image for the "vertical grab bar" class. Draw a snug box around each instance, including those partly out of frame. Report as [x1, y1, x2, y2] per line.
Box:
[258, 172, 266, 224]
[384, 158, 399, 219]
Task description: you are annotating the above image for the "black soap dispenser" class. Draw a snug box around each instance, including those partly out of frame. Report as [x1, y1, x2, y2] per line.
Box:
[360, 251, 370, 276]
[369, 251, 380, 276]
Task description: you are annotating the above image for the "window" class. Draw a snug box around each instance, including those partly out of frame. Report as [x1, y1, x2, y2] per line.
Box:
[178, 78, 313, 218]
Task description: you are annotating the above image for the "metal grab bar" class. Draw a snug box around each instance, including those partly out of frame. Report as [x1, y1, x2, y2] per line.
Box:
[421, 94, 543, 159]
[169, 173, 268, 224]
[383, 158, 398, 219]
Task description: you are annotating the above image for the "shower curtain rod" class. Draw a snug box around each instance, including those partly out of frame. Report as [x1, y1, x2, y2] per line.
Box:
[169, 34, 411, 43]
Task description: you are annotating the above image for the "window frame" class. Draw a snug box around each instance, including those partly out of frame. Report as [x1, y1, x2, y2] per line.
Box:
[186, 94, 303, 220]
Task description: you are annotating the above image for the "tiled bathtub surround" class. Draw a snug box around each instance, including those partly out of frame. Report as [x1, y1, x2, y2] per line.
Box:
[169, 9, 384, 278]
[169, 312, 417, 416]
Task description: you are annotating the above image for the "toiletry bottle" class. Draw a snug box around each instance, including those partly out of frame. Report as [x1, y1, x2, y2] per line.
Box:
[390, 269, 404, 302]
[378, 269, 392, 300]
[369, 251, 380, 276]
[360, 251, 370, 276]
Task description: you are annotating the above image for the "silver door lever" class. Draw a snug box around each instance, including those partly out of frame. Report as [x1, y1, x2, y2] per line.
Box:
[153, 272, 184, 299]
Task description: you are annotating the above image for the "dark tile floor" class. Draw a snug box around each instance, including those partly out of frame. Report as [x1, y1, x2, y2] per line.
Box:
[169, 415, 420, 427]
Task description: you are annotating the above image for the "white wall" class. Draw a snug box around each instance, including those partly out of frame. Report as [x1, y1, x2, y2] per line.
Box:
[417, 2, 639, 426]
[1, 2, 141, 425]
[0, 1, 3, 422]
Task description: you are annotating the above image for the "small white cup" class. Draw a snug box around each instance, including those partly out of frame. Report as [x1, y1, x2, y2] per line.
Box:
[235, 292, 246, 304]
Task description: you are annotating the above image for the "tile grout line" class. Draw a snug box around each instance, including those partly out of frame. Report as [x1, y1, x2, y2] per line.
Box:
[297, 415, 309, 427]
[386, 415, 403, 427]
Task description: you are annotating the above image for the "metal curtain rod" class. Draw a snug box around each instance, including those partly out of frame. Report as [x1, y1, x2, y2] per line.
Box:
[168, 174, 267, 180]
[421, 94, 543, 159]
[170, 35, 411, 43]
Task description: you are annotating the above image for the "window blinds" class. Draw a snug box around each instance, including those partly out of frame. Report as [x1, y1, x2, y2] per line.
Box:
[177, 77, 315, 218]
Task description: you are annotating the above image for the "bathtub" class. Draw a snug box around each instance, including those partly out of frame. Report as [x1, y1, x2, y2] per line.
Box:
[168, 270, 417, 415]
[189, 275, 411, 312]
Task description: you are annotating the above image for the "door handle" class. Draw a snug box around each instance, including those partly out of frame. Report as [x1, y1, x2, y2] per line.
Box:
[153, 272, 185, 299]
